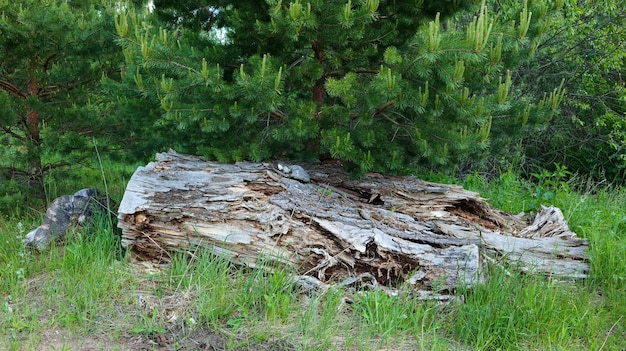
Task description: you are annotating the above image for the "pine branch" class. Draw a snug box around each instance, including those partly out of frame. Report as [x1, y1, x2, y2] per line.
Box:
[152, 59, 200, 75]
[378, 111, 401, 126]
[375, 101, 395, 115]
[0, 165, 29, 180]
[0, 79, 27, 98]
[1, 126, 26, 141]
[42, 53, 57, 72]
[270, 111, 285, 120]
[38, 68, 119, 98]
[42, 161, 73, 172]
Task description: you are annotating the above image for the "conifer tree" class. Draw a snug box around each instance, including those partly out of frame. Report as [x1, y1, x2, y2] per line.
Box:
[0, 0, 122, 204]
[116, 0, 566, 175]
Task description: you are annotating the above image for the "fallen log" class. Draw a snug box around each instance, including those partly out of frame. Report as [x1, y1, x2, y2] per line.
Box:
[117, 150, 589, 293]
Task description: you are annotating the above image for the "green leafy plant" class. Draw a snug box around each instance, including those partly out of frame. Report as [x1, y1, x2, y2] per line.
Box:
[132, 308, 167, 337]
[516, 2, 626, 183]
[528, 163, 572, 210]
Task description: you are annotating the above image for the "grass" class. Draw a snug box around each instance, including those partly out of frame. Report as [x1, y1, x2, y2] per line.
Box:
[1, 163, 625, 350]
[0, 214, 137, 350]
[460, 169, 626, 350]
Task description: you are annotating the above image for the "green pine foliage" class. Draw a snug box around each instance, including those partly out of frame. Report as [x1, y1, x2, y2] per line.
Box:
[115, 0, 566, 175]
[0, 0, 124, 206]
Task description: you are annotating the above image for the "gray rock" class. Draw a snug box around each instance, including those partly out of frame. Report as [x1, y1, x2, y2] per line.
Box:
[290, 165, 310, 183]
[277, 163, 291, 174]
[24, 188, 110, 250]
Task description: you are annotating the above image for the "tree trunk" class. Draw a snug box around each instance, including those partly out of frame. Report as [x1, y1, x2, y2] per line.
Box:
[26, 73, 45, 201]
[118, 150, 589, 293]
[311, 39, 325, 106]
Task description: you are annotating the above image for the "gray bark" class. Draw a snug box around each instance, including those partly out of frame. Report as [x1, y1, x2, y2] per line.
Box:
[118, 150, 589, 293]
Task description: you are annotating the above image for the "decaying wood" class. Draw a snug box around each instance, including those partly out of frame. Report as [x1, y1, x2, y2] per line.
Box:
[118, 150, 589, 293]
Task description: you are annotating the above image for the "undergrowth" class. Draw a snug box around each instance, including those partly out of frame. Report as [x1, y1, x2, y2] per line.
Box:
[0, 164, 624, 350]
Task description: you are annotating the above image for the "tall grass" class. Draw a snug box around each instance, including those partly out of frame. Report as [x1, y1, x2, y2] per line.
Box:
[297, 287, 346, 350]
[462, 169, 626, 350]
[453, 267, 598, 350]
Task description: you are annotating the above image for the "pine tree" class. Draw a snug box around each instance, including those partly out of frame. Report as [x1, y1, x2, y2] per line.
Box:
[116, 0, 566, 175]
[0, 0, 123, 204]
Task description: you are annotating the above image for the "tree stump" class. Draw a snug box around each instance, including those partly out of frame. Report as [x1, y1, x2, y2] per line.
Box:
[118, 150, 589, 293]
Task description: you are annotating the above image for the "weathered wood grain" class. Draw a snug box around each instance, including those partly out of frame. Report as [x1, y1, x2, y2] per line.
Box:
[118, 150, 589, 293]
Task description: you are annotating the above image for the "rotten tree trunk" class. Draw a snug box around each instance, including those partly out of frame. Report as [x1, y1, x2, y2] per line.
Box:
[118, 150, 589, 293]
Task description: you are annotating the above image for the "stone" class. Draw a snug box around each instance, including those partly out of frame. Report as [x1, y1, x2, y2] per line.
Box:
[290, 165, 310, 183]
[24, 188, 110, 250]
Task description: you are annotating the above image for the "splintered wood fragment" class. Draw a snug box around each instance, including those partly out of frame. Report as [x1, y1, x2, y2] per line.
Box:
[118, 150, 589, 295]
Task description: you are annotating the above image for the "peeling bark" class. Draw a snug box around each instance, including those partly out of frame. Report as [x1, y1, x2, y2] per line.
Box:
[118, 150, 589, 293]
